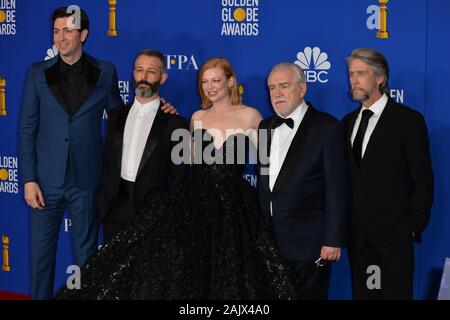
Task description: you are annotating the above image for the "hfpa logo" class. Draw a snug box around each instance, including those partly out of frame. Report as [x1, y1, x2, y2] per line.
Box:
[294, 47, 331, 83]
[166, 54, 198, 71]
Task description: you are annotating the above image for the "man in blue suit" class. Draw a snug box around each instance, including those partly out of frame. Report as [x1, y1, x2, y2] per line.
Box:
[258, 63, 348, 299]
[19, 7, 124, 299]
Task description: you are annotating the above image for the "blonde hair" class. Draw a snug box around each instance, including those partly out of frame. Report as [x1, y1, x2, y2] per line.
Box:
[198, 57, 241, 108]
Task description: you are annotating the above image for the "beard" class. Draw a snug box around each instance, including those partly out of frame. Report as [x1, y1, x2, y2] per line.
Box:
[350, 88, 370, 102]
[134, 80, 161, 98]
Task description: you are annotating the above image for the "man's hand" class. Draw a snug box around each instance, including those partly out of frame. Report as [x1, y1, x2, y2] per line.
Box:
[24, 182, 45, 210]
[320, 246, 341, 261]
[160, 97, 178, 114]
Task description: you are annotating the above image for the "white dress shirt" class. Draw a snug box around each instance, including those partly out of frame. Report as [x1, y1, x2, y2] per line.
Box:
[269, 100, 309, 215]
[121, 97, 160, 182]
[350, 93, 388, 158]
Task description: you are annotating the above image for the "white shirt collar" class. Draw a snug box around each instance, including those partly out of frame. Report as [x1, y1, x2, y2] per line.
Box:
[360, 93, 388, 117]
[276, 100, 309, 128]
[132, 97, 160, 113]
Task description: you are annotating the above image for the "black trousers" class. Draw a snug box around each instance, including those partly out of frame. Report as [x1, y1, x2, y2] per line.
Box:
[291, 260, 331, 300]
[102, 179, 136, 244]
[349, 240, 414, 300]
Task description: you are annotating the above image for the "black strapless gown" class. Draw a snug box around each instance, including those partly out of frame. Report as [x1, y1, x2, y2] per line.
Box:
[55, 129, 301, 299]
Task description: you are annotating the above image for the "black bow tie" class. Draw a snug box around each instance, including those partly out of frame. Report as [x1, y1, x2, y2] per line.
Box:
[273, 115, 294, 129]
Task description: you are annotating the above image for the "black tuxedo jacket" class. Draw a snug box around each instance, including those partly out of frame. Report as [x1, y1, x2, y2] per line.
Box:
[258, 104, 348, 262]
[343, 98, 434, 247]
[97, 102, 189, 221]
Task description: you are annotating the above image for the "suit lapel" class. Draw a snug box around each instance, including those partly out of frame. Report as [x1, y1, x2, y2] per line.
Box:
[44, 54, 101, 117]
[82, 54, 101, 107]
[346, 108, 360, 171]
[273, 106, 316, 193]
[114, 105, 131, 171]
[136, 103, 168, 177]
[70, 54, 102, 117]
[44, 59, 68, 112]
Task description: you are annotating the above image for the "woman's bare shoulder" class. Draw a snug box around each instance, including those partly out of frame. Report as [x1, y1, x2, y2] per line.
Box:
[237, 105, 263, 121]
[191, 108, 207, 121]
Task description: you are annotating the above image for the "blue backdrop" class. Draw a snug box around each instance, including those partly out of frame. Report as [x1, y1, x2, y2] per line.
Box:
[0, 0, 449, 299]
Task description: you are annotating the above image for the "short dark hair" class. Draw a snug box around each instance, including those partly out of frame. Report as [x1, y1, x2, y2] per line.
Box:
[52, 6, 89, 32]
[135, 49, 167, 72]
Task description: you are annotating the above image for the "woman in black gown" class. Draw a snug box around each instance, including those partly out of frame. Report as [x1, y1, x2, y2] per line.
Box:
[55, 57, 301, 300]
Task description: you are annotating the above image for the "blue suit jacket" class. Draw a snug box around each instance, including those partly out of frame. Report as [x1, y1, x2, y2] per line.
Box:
[258, 104, 349, 262]
[19, 53, 123, 189]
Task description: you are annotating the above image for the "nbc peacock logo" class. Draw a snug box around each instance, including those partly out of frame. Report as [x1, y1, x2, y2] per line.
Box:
[44, 45, 58, 61]
[294, 47, 331, 84]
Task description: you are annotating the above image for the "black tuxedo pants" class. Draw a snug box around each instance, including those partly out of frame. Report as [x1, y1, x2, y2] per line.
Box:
[349, 240, 414, 300]
[291, 260, 331, 300]
[102, 179, 136, 244]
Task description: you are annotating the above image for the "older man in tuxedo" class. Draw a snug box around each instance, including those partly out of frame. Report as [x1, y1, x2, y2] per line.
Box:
[258, 63, 348, 299]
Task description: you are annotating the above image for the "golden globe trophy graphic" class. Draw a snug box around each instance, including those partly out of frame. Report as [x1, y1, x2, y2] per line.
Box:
[2, 235, 11, 272]
[107, 0, 118, 36]
[0, 77, 6, 116]
[376, 0, 389, 39]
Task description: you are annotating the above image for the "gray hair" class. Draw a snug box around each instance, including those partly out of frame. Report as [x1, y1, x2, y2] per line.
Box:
[347, 48, 390, 95]
[269, 62, 306, 84]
